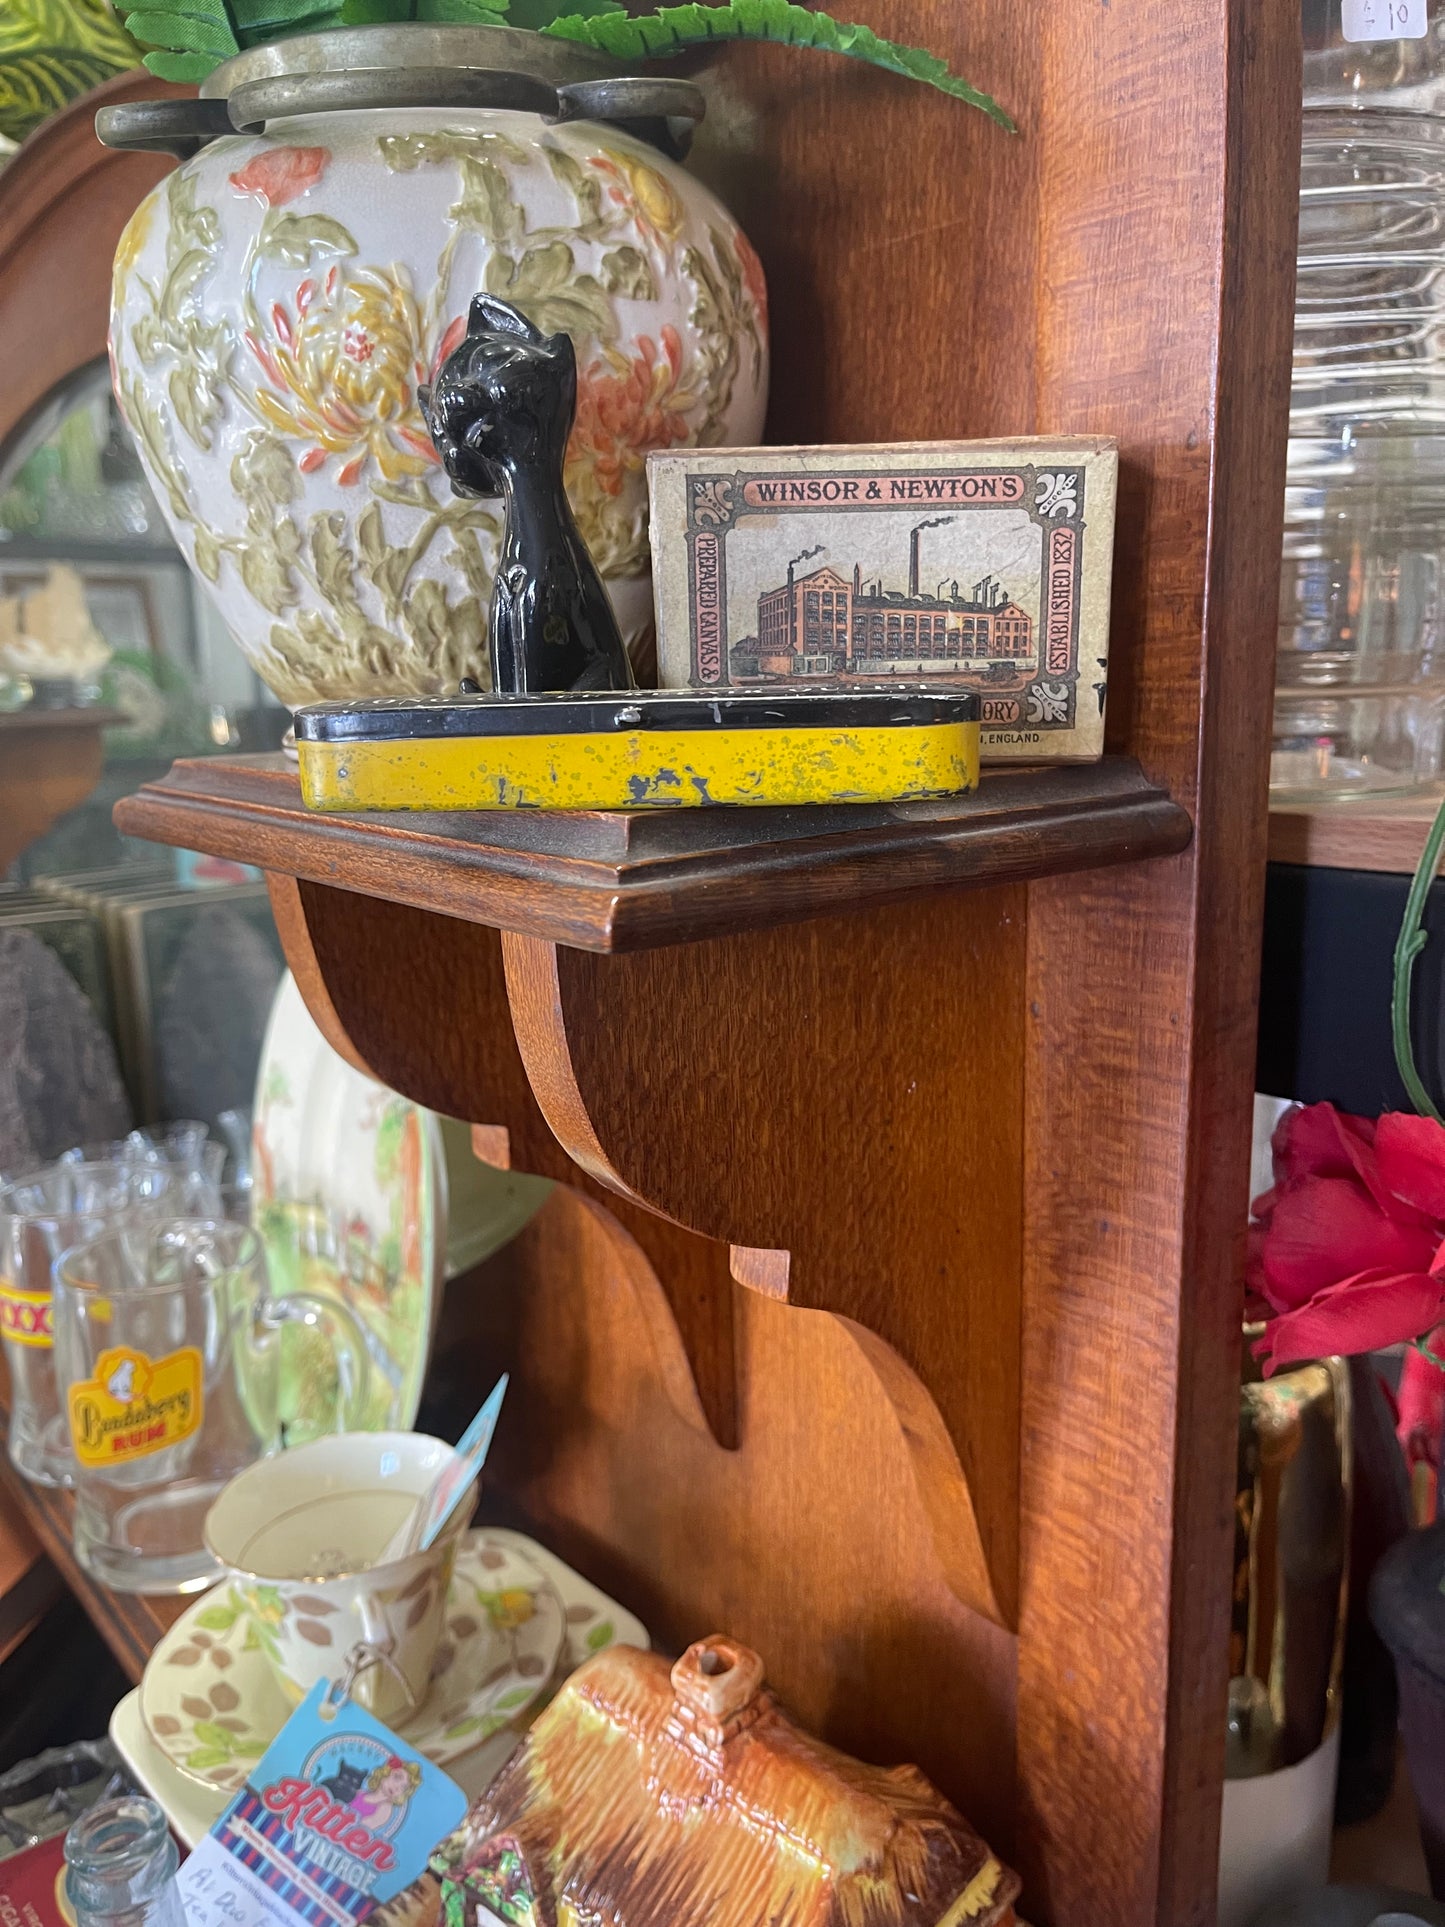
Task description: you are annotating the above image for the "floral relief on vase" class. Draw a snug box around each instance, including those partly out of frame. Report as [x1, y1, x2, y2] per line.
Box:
[109, 112, 769, 706]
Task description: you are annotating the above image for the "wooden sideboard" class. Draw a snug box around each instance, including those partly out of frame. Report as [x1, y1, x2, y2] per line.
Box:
[1, 2, 1300, 1919]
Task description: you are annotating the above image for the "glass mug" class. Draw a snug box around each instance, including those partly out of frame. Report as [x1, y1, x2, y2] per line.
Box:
[63, 1124, 228, 1215]
[52, 1220, 372, 1593]
[0, 1161, 173, 1488]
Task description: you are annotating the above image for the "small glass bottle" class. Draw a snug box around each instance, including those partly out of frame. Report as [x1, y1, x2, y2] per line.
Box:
[63, 1797, 186, 1927]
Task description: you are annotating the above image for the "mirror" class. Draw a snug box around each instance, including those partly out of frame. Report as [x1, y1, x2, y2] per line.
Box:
[0, 362, 287, 1155]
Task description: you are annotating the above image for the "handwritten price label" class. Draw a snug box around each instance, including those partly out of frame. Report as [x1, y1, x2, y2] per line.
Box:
[178, 1847, 251, 1927]
[1342, 0, 1428, 40]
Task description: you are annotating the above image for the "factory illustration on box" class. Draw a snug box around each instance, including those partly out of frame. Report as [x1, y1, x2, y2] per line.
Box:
[650, 447, 1115, 760]
[740, 517, 1036, 683]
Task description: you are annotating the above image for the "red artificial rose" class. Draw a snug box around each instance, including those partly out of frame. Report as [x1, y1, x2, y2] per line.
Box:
[1397, 1329, 1445, 1487]
[1252, 1102, 1445, 1372]
[228, 145, 330, 208]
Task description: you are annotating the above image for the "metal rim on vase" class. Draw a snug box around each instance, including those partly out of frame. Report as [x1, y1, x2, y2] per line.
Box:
[97, 24, 704, 160]
[202, 23, 620, 93]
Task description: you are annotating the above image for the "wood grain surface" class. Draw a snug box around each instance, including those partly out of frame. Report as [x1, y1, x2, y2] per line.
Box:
[1269, 792, 1445, 874]
[0, 73, 186, 457]
[268, 876, 741, 1448]
[104, 0, 1298, 1917]
[500, 893, 1025, 1625]
[115, 753, 1190, 952]
[1015, 2, 1300, 1922]
[0, 1382, 185, 1682]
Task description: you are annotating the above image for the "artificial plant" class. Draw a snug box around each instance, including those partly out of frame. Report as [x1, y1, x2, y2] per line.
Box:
[1244, 791, 1445, 1382]
[0, 0, 142, 146]
[113, 0, 1012, 127]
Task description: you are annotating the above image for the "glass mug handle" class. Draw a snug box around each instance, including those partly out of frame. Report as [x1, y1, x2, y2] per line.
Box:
[254, 1291, 372, 1435]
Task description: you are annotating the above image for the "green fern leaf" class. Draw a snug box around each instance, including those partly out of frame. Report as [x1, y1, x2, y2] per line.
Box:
[0, 0, 135, 61]
[543, 0, 1013, 128]
[417, 0, 511, 18]
[138, 46, 217, 76]
[230, 0, 346, 33]
[339, 0, 508, 18]
[116, 0, 241, 74]
[0, 44, 118, 140]
[508, 0, 619, 23]
[124, 11, 238, 55]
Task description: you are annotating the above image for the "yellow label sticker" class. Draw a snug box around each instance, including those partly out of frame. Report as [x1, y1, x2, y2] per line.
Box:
[67, 1344, 203, 1468]
[0, 1278, 52, 1349]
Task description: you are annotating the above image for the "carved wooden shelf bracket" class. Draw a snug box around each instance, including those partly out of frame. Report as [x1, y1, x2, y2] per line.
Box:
[498, 920, 1022, 1626]
[270, 868, 1023, 1623]
[110, 756, 1168, 1629]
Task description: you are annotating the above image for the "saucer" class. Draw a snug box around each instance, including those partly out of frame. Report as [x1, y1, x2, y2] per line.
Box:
[140, 1530, 564, 1793]
[116, 1529, 649, 1846]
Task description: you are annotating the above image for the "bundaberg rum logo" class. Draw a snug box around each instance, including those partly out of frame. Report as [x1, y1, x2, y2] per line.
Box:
[67, 1344, 203, 1468]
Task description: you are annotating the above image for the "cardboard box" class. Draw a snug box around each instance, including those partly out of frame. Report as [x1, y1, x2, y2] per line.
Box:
[0, 1832, 72, 1925]
[648, 438, 1118, 762]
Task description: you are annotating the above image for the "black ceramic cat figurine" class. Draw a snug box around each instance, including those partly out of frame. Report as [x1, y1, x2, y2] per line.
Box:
[420, 293, 634, 694]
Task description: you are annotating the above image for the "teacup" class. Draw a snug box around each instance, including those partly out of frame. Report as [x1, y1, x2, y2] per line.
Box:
[203, 1431, 476, 1723]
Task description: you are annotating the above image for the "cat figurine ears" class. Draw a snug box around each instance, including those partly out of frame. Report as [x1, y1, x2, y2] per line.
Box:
[464, 292, 551, 345]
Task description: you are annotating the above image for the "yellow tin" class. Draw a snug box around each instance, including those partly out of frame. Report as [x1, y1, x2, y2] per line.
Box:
[294, 689, 980, 812]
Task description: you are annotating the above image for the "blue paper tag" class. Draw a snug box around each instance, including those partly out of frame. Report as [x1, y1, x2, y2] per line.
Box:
[177, 1681, 467, 1926]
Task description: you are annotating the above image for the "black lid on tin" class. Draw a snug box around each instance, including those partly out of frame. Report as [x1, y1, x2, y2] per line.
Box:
[294, 686, 981, 742]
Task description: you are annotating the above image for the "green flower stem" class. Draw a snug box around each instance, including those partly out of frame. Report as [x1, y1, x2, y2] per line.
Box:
[1392, 787, 1445, 1124]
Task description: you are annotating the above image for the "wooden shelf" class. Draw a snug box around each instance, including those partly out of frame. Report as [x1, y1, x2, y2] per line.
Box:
[1270, 790, 1445, 876]
[113, 752, 1191, 953]
[85, 0, 1299, 1905]
[0, 1387, 184, 1683]
[0, 706, 127, 874]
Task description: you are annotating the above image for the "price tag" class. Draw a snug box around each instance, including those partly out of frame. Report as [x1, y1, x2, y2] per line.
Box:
[1342, 0, 1428, 40]
[177, 1681, 467, 1926]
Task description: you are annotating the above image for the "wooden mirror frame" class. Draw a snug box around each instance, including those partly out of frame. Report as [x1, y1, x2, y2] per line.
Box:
[0, 75, 185, 866]
[0, 72, 186, 458]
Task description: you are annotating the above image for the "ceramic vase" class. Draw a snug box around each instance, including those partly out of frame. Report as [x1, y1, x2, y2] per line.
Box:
[1217, 1345, 1351, 1927]
[107, 32, 769, 707]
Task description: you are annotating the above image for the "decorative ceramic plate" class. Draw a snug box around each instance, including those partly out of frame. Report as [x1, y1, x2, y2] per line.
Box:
[114, 1529, 650, 1846]
[250, 971, 447, 1437]
[140, 1532, 564, 1793]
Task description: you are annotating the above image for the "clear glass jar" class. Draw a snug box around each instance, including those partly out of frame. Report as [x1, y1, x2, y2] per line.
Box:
[63, 1797, 185, 1927]
[1270, 682, 1445, 796]
[1302, 0, 1445, 112]
[1278, 428, 1445, 688]
[1274, 0, 1445, 794]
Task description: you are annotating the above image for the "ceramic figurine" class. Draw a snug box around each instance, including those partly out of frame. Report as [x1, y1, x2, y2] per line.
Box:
[374, 1634, 1021, 1927]
[422, 295, 634, 695]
